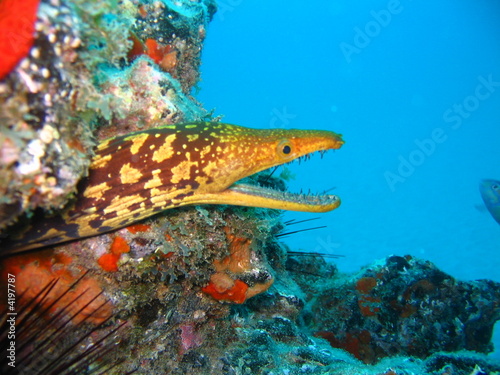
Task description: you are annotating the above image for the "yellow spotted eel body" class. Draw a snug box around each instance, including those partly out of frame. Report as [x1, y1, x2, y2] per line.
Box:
[2, 122, 344, 253]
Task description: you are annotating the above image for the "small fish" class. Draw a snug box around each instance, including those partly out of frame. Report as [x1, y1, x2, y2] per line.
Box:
[479, 179, 500, 225]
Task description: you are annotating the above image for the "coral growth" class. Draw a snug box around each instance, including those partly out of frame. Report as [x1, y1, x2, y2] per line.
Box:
[0, 0, 91, 230]
[128, 34, 178, 74]
[130, 0, 216, 93]
[202, 227, 274, 303]
[98, 235, 131, 272]
[291, 255, 500, 365]
[0, 0, 211, 232]
[0, 249, 112, 324]
[94, 57, 206, 139]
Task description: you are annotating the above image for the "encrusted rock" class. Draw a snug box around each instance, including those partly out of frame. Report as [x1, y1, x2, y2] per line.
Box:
[299, 255, 500, 364]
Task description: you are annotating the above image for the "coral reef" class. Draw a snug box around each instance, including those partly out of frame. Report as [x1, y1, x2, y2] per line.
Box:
[1, 1, 499, 375]
[201, 227, 274, 304]
[290, 255, 500, 366]
[128, 0, 216, 94]
[0, 0, 90, 230]
[2, 201, 499, 374]
[0, 0, 211, 232]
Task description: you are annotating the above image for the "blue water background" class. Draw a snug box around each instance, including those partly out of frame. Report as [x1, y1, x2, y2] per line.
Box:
[198, 0, 500, 357]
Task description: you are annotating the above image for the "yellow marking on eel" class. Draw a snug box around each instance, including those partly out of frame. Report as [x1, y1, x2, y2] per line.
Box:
[128, 132, 149, 154]
[91, 154, 112, 169]
[152, 133, 176, 162]
[120, 163, 143, 184]
[171, 158, 198, 184]
[95, 138, 112, 151]
[2, 122, 344, 253]
[83, 182, 111, 199]
[103, 193, 146, 217]
[144, 169, 163, 189]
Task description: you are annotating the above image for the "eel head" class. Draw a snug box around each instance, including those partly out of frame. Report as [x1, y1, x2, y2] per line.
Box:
[177, 123, 345, 212]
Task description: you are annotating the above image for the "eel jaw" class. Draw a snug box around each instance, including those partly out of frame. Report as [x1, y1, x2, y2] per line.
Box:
[179, 182, 340, 213]
[223, 183, 340, 213]
[208, 148, 342, 213]
[180, 154, 341, 213]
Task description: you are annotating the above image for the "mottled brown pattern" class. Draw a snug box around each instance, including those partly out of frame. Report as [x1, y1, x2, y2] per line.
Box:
[1, 122, 344, 253]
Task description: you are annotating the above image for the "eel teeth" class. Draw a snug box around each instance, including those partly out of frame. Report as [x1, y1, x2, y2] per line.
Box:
[231, 184, 340, 206]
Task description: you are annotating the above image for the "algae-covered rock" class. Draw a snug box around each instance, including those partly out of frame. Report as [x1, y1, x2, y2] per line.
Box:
[0, 0, 92, 229]
[296, 254, 500, 365]
[0, 0, 212, 231]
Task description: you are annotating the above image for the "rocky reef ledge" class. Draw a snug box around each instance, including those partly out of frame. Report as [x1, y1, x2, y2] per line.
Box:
[1, 1, 499, 374]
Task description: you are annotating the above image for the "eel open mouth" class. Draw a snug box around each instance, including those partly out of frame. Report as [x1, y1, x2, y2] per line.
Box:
[219, 150, 342, 213]
[211, 128, 344, 213]
[227, 183, 340, 213]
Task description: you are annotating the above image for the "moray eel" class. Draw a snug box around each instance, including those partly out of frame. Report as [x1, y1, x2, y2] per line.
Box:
[1, 122, 344, 253]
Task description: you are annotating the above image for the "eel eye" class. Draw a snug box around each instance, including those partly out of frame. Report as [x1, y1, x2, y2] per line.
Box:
[277, 140, 293, 157]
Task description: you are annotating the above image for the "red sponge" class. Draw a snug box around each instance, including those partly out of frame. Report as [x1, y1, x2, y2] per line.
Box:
[0, 0, 40, 79]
